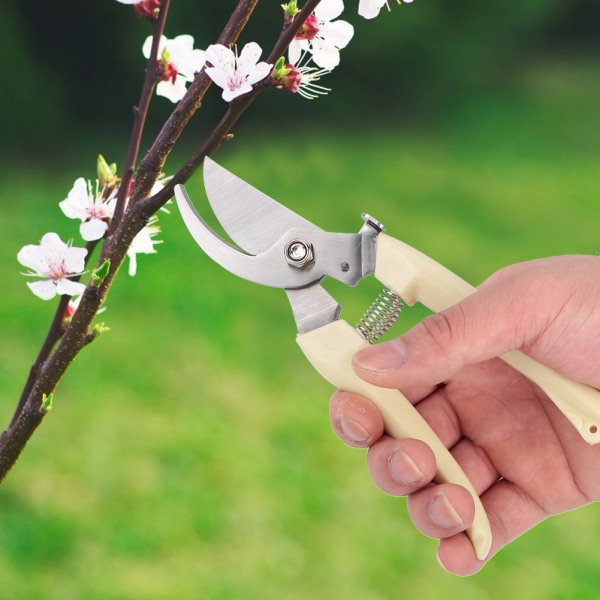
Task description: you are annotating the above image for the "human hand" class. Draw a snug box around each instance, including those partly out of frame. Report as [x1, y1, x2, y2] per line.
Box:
[330, 255, 600, 575]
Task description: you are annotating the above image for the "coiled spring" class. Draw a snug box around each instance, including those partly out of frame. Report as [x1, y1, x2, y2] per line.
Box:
[357, 289, 404, 344]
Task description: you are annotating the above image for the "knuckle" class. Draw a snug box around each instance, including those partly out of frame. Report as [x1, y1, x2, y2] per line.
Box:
[420, 307, 466, 351]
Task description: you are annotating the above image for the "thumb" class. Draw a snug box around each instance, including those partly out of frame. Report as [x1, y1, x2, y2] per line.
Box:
[352, 265, 546, 389]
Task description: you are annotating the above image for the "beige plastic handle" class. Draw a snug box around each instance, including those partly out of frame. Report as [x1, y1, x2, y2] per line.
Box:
[297, 320, 493, 560]
[374, 233, 600, 445]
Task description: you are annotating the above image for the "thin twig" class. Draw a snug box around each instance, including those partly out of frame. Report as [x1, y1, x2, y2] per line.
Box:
[9, 238, 100, 427]
[8, 3, 173, 430]
[109, 0, 171, 229]
[131, 0, 261, 206]
[144, 0, 324, 214]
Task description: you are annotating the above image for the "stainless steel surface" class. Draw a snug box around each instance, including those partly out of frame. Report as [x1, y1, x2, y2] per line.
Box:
[175, 184, 372, 288]
[285, 285, 341, 334]
[203, 157, 320, 255]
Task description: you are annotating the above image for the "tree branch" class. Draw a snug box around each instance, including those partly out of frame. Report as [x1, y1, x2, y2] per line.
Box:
[131, 0, 261, 205]
[143, 0, 324, 214]
[109, 0, 172, 230]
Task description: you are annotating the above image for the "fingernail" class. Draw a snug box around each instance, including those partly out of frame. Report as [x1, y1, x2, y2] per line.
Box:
[353, 339, 407, 373]
[436, 547, 451, 574]
[389, 448, 425, 485]
[338, 416, 370, 444]
[429, 491, 464, 529]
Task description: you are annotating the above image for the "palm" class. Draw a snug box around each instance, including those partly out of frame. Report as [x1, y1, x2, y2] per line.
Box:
[409, 357, 600, 573]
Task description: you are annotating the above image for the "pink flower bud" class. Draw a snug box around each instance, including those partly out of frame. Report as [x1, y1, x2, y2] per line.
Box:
[133, 0, 161, 20]
[272, 63, 302, 94]
[157, 59, 178, 84]
[295, 14, 320, 41]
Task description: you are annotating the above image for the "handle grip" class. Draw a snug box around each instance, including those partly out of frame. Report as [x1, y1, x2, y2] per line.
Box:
[374, 233, 600, 445]
[297, 320, 493, 561]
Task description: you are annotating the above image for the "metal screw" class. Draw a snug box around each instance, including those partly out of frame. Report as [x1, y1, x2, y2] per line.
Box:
[285, 240, 314, 268]
[340, 262, 350, 272]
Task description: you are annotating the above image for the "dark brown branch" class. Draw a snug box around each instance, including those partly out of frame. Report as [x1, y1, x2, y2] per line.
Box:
[9, 238, 100, 428]
[0, 215, 143, 480]
[7, 0, 174, 432]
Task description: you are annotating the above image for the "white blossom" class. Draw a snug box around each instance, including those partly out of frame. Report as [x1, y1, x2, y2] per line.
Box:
[273, 53, 332, 100]
[126, 218, 162, 276]
[59, 178, 117, 241]
[204, 42, 272, 102]
[358, 0, 412, 20]
[143, 35, 205, 103]
[289, 0, 354, 71]
[18, 233, 87, 300]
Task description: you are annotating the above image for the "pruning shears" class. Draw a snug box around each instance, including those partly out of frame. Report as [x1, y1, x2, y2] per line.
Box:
[175, 158, 600, 560]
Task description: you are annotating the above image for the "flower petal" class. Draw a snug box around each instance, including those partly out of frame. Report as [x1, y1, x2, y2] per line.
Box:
[60, 178, 90, 220]
[40, 232, 67, 251]
[167, 34, 195, 57]
[143, 35, 166, 60]
[17, 244, 45, 273]
[222, 83, 253, 102]
[320, 20, 354, 50]
[244, 62, 273, 87]
[311, 39, 341, 70]
[27, 280, 57, 300]
[237, 42, 262, 74]
[156, 78, 188, 103]
[80, 219, 108, 242]
[56, 279, 87, 297]
[358, 0, 387, 19]
[127, 252, 138, 276]
[64, 246, 88, 274]
[168, 35, 205, 78]
[315, 0, 345, 22]
[205, 44, 235, 72]
[288, 40, 303, 66]
[178, 49, 206, 80]
[204, 67, 229, 91]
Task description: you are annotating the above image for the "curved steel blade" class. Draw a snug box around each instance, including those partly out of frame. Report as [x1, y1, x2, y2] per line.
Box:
[176, 184, 319, 289]
[176, 184, 368, 290]
[203, 157, 321, 254]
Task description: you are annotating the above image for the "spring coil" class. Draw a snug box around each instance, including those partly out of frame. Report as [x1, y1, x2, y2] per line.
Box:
[357, 289, 404, 344]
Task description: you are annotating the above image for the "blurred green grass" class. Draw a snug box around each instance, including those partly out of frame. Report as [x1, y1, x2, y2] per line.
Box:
[0, 60, 599, 599]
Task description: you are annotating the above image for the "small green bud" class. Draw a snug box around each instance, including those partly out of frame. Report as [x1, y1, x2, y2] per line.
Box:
[93, 322, 110, 336]
[41, 393, 54, 414]
[281, 2, 300, 19]
[92, 259, 111, 286]
[97, 154, 118, 188]
[85, 322, 110, 346]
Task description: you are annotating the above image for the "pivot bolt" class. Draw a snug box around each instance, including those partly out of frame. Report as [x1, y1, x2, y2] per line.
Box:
[285, 240, 314, 268]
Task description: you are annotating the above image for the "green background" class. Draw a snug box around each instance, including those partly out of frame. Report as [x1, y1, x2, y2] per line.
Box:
[0, 1, 599, 598]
